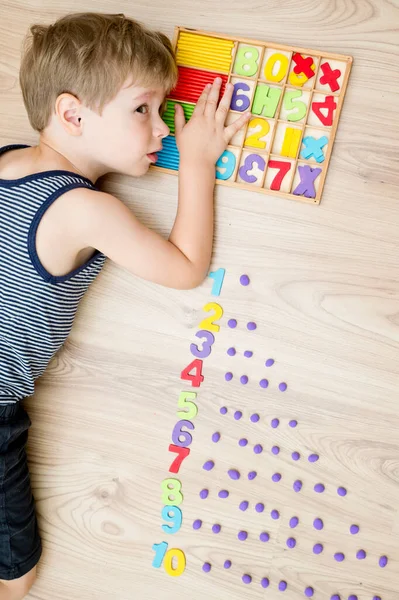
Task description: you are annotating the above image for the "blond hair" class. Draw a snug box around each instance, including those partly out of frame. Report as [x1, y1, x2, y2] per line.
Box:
[19, 12, 178, 132]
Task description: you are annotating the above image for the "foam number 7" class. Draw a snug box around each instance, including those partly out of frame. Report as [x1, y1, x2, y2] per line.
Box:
[177, 391, 198, 420]
[199, 302, 224, 332]
[168, 444, 190, 474]
[190, 329, 215, 359]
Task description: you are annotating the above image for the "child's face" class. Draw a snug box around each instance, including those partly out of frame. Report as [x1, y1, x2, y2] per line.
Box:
[83, 77, 170, 177]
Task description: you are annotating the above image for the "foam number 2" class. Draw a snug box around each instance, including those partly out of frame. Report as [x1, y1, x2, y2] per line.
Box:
[161, 505, 182, 534]
[161, 478, 183, 506]
[190, 329, 215, 359]
[244, 118, 270, 149]
[152, 542, 186, 577]
[199, 302, 223, 332]
[171, 419, 194, 447]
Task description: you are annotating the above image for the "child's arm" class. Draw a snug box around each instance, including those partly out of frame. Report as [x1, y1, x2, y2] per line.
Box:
[75, 79, 251, 289]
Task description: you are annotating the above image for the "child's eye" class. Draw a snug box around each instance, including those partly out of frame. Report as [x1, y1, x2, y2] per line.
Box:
[136, 104, 149, 114]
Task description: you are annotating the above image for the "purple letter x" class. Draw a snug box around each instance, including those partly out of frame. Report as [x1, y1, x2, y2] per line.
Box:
[293, 165, 322, 198]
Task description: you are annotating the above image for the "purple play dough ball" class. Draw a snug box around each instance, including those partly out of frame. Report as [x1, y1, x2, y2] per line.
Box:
[234, 410, 243, 420]
[247, 321, 257, 330]
[240, 375, 248, 384]
[218, 489, 229, 498]
[348, 596, 358, 600]
[203, 460, 215, 471]
[261, 577, 270, 588]
[334, 552, 345, 562]
[260, 531, 270, 542]
[265, 358, 275, 367]
[250, 413, 260, 422]
[227, 318, 237, 328]
[227, 347, 236, 356]
[239, 500, 249, 511]
[244, 350, 253, 358]
[200, 489, 209, 499]
[220, 406, 227, 414]
[239, 438, 248, 447]
[289, 419, 298, 427]
[313, 518, 324, 530]
[308, 453, 319, 462]
[305, 587, 314, 597]
[255, 502, 264, 513]
[279, 581, 287, 591]
[202, 562, 211, 572]
[212, 432, 221, 443]
[272, 473, 282, 482]
[272, 445, 280, 455]
[373, 596, 382, 600]
[224, 559, 232, 569]
[356, 549, 366, 559]
[271, 418, 280, 428]
[225, 372, 233, 381]
[193, 519, 202, 529]
[254, 444, 263, 454]
[292, 451, 300, 461]
[279, 382, 287, 392]
[238, 530, 248, 541]
[242, 574, 252, 584]
[228, 469, 240, 480]
[330, 596, 341, 600]
[289, 516, 299, 528]
[286, 537, 296, 548]
[248, 471, 257, 480]
[337, 486, 347, 496]
[212, 524, 221, 534]
[314, 483, 325, 493]
[350, 524, 360, 534]
[259, 378, 269, 388]
[293, 480, 303, 492]
[240, 274, 250, 286]
[313, 543, 323, 554]
[271, 509, 280, 520]
[379, 555, 388, 568]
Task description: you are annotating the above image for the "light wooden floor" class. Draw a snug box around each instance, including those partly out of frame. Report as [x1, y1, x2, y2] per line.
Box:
[1, 1, 399, 599]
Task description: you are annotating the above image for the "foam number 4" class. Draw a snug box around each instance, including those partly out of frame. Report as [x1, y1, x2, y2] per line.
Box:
[161, 505, 182, 534]
[152, 542, 186, 577]
[177, 391, 198, 420]
[244, 118, 270, 149]
[171, 419, 194, 448]
[190, 329, 215, 359]
[199, 302, 223, 332]
[180, 359, 204, 387]
[311, 95, 337, 126]
[161, 478, 183, 506]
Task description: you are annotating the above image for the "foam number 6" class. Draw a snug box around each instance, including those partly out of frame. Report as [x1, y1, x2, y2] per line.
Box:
[171, 419, 194, 447]
[161, 505, 182, 534]
[230, 82, 251, 112]
[244, 118, 270, 149]
[177, 391, 198, 420]
[190, 329, 215, 359]
[161, 478, 183, 506]
[199, 302, 223, 332]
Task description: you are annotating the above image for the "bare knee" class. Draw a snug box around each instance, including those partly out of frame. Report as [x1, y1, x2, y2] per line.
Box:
[0, 566, 37, 600]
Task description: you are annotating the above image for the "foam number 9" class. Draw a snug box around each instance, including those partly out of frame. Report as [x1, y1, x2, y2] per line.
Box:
[190, 329, 215, 359]
[161, 505, 182, 534]
[216, 150, 236, 180]
[199, 302, 223, 332]
[161, 478, 183, 506]
[177, 391, 198, 420]
[172, 419, 194, 447]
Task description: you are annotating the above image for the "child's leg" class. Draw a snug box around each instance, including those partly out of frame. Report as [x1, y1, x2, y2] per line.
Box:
[0, 402, 42, 596]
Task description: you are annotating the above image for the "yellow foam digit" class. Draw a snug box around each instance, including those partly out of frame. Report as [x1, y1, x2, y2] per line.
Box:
[164, 548, 186, 577]
[244, 118, 270, 149]
[289, 63, 316, 87]
[264, 53, 289, 82]
[281, 128, 302, 158]
[199, 302, 223, 332]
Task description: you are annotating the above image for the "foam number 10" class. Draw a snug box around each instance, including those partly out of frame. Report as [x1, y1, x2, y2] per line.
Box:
[152, 542, 186, 576]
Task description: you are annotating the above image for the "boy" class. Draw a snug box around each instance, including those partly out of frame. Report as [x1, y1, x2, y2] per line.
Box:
[0, 11, 251, 600]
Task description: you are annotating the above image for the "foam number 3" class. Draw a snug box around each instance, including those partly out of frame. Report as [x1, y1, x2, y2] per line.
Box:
[199, 302, 223, 332]
[161, 478, 183, 506]
[244, 118, 270, 149]
[171, 419, 194, 447]
[177, 391, 198, 419]
[161, 505, 182, 534]
[190, 329, 215, 359]
[239, 153, 266, 184]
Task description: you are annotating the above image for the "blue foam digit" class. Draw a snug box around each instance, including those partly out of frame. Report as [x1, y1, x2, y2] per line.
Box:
[216, 150, 236, 180]
[152, 541, 168, 567]
[208, 268, 225, 296]
[161, 505, 183, 534]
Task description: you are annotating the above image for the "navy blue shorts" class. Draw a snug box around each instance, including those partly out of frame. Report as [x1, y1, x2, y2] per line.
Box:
[0, 402, 42, 580]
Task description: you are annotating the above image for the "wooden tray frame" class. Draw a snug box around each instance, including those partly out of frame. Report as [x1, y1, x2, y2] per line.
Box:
[151, 26, 353, 205]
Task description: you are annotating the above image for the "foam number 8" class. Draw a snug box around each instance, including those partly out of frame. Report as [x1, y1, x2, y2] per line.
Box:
[161, 478, 183, 506]
[190, 329, 215, 359]
[234, 45, 259, 77]
[199, 302, 223, 332]
[171, 419, 194, 447]
[244, 118, 270, 149]
[161, 505, 182, 534]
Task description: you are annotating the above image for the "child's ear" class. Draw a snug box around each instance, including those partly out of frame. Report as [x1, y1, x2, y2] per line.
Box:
[55, 93, 83, 135]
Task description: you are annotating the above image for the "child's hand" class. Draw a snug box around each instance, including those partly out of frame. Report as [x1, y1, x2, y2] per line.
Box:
[174, 78, 252, 167]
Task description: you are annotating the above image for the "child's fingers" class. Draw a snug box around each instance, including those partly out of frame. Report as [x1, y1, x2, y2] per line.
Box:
[215, 82, 234, 124]
[174, 102, 186, 138]
[192, 83, 211, 117]
[224, 112, 252, 142]
[204, 77, 223, 117]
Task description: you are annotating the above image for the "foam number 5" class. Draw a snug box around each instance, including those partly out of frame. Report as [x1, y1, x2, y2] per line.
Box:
[199, 302, 223, 332]
[171, 419, 194, 447]
[177, 391, 198, 420]
[161, 478, 183, 506]
[190, 329, 215, 359]
[283, 90, 307, 122]
[161, 505, 182, 534]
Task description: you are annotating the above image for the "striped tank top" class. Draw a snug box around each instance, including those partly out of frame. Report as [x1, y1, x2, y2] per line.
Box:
[0, 144, 106, 404]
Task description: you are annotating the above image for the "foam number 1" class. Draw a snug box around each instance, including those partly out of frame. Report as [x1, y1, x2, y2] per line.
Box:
[199, 302, 223, 332]
[208, 268, 225, 296]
